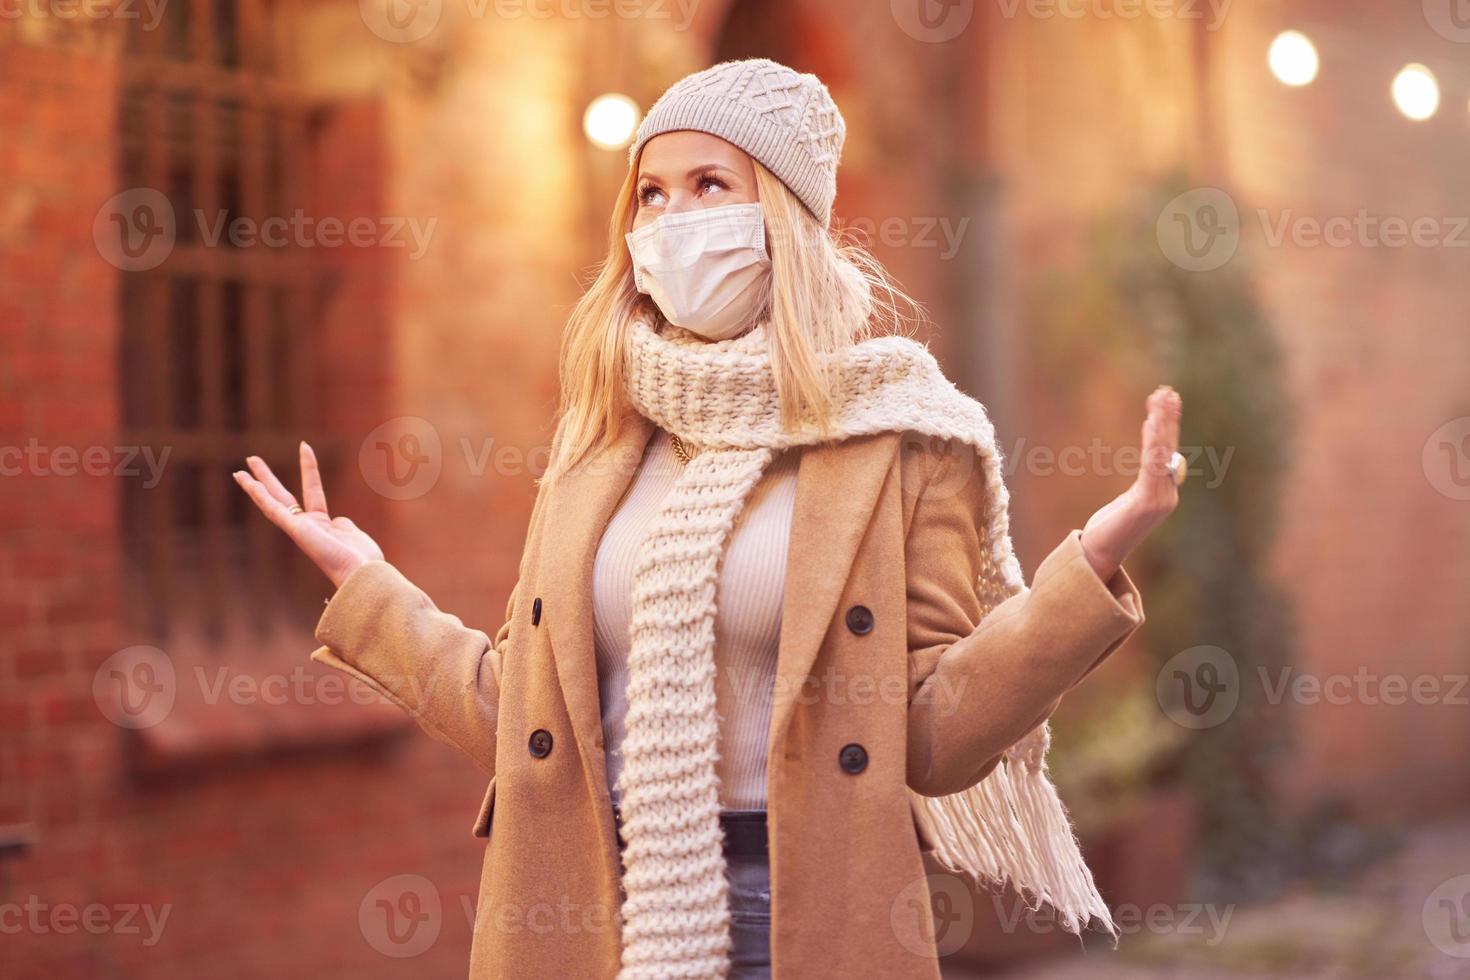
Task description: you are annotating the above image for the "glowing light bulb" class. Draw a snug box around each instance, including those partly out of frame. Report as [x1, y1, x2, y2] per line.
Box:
[584, 94, 640, 150]
[1392, 64, 1439, 121]
[1268, 30, 1319, 87]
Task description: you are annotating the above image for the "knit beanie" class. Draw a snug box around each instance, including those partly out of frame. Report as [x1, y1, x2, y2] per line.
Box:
[627, 58, 847, 227]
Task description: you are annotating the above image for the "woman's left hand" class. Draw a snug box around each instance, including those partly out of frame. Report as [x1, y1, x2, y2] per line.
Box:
[1079, 384, 1184, 580]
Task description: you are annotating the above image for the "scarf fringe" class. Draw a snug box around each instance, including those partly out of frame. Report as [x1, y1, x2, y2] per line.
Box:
[908, 726, 1119, 947]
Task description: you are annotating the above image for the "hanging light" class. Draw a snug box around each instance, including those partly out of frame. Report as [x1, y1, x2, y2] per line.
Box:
[583, 94, 640, 150]
[1268, 30, 1319, 87]
[1391, 64, 1439, 120]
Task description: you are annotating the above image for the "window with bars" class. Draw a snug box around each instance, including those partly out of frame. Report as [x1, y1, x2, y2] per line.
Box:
[117, 0, 336, 649]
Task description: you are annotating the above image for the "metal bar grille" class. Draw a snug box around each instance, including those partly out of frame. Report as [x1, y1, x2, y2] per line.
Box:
[117, 0, 332, 648]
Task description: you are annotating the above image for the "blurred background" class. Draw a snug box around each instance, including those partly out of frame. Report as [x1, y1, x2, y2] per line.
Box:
[3, 0, 1470, 976]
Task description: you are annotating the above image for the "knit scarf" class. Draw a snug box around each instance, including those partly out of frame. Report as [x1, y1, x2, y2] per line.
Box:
[614, 315, 1116, 979]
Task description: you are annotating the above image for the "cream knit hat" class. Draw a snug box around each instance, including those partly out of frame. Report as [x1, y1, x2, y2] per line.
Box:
[627, 58, 847, 227]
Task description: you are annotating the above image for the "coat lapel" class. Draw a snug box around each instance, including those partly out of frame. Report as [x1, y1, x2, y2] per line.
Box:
[540, 411, 655, 807]
[768, 432, 897, 747]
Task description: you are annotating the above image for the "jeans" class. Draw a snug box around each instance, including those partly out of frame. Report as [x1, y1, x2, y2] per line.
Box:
[724, 849, 773, 978]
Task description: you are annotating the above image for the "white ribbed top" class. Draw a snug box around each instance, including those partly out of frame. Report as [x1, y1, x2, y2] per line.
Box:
[592, 426, 797, 810]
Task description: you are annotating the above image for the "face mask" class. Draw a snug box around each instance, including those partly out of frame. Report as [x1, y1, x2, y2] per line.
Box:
[625, 201, 771, 341]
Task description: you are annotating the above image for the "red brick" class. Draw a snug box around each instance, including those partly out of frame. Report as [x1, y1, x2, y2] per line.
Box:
[0, 699, 31, 731]
[33, 398, 115, 435]
[0, 400, 27, 431]
[41, 692, 98, 727]
[14, 645, 66, 679]
[8, 546, 67, 580]
[0, 598, 31, 627]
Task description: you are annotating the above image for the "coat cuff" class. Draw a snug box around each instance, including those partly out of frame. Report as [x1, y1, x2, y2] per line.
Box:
[308, 560, 422, 709]
[1040, 528, 1146, 684]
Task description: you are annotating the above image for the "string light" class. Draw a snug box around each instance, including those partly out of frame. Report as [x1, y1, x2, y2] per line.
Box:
[1268, 30, 1319, 87]
[1392, 64, 1440, 121]
[584, 94, 640, 150]
[1267, 31, 1463, 124]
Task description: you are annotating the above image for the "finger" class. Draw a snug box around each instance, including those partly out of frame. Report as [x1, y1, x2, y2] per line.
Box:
[300, 441, 328, 515]
[1139, 396, 1172, 483]
[233, 470, 306, 538]
[1155, 384, 1182, 452]
[245, 454, 300, 509]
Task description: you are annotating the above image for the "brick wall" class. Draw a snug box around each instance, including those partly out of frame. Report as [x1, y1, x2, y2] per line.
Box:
[0, 20, 509, 980]
[1, 20, 127, 972]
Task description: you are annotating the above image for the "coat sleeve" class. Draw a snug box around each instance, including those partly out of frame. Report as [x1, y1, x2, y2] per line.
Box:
[307, 423, 569, 774]
[307, 563, 515, 776]
[901, 436, 1145, 798]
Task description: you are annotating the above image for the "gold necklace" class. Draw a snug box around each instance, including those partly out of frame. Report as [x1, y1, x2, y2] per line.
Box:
[668, 431, 693, 464]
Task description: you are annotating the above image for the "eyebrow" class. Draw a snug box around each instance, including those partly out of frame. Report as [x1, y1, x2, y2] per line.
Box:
[636, 163, 739, 184]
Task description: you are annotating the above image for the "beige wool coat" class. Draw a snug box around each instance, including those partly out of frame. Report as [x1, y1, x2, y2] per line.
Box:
[309, 409, 1146, 979]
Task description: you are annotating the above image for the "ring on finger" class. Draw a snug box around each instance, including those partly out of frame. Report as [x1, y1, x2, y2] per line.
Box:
[288, 503, 305, 515]
[1168, 450, 1187, 487]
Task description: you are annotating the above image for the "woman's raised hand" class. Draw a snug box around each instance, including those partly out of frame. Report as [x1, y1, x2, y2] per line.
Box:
[232, 441, 384, 589]
[1079, 385, 1184, 581]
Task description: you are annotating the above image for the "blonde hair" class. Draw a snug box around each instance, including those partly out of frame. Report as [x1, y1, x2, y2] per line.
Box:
[539, 152, 928, 487]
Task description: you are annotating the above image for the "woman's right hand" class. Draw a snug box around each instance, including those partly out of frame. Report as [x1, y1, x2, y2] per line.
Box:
[232, 441, 385, 589]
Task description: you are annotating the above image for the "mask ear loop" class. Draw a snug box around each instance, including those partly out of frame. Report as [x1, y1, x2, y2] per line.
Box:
[752, 207, 769, 261]
[625, 239, 645, 295]
[625, 221, 656, 294]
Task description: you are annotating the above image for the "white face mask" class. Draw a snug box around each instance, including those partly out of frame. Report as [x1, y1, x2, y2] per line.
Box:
[625, 201, 771, 341]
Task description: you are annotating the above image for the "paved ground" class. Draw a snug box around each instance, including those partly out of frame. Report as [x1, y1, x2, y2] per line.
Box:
[945, 817, 1470, 980]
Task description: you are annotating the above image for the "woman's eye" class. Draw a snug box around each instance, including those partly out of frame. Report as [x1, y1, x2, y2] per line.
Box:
[637, 176, 724, 206]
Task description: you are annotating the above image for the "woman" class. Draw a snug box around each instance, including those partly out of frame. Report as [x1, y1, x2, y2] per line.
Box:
[234, 58, 1182, 980]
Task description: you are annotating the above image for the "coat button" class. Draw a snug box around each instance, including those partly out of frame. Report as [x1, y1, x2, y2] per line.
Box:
[528, 729, 553, 758]
[531, 597, 542, 626]
[845, 604, 874, 635]
[838, 742, 868, 774]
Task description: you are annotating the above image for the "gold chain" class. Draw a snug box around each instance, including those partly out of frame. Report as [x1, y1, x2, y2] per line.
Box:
[668, 431, 693, 464]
